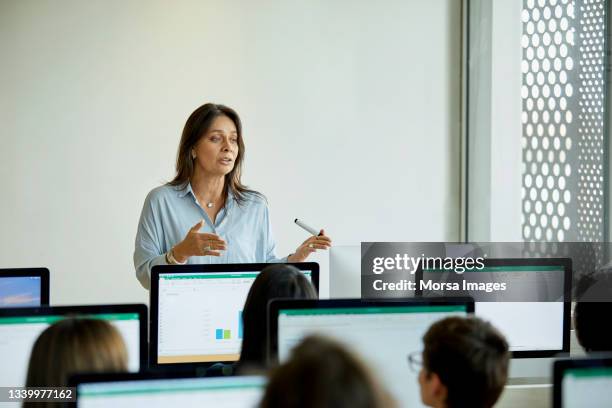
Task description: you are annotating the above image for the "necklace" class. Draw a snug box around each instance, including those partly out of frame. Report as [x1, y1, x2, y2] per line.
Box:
[206, 202, 214, 208]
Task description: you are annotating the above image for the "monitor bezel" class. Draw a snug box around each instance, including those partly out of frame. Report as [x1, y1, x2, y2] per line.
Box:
[0, 268, 50, 306]
[0, 303, 148, 371]
[415, 257, 572, 358]
[268, 297, 475, 365]
[553, 355, 612, 408]
[70, 371, 265, 407]
[149, 262, 319, 370]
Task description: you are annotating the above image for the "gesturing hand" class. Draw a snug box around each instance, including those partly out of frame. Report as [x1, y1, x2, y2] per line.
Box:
[288, 229, 332, 263]
[173, 220, 227, 263]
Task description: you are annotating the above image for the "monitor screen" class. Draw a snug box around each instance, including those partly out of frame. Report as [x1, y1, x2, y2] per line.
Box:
[0, 305, 146, 389]
[0, 269, 49, 307]
[271, 299, 473, 408]
[554, 357, 612, 408]
[477, 301, 564, 352]
[154, 268, 315, 365]
[419, 258, 570, 357]
[0, 277, 41, 307]
[76, 375, 266, 408]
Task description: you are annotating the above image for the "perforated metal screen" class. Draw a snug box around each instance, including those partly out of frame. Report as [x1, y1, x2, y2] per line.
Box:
[521, 0, 607, 242]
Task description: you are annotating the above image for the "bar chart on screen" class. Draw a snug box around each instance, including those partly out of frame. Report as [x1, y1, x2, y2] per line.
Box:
[157, 273, 254, 363]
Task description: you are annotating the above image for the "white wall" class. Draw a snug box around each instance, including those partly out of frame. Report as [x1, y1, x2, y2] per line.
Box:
[467, 0, 523, 241]
[489, 0, 523, 241]
[0, 0, 462, 305]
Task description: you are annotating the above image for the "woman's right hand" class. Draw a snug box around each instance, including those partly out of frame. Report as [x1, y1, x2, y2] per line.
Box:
[172, 220, 227, 263]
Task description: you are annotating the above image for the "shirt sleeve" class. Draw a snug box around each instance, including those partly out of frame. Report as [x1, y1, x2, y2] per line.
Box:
[263, 202, 288, 263]
[133, 192, 168, 289]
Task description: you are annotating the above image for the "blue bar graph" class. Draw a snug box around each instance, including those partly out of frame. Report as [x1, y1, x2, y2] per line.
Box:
[238, 311, 243, 339]
[215, 328, 223, 340]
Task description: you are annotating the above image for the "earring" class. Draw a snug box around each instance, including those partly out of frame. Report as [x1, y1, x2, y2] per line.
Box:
[191, 150, 196, 159]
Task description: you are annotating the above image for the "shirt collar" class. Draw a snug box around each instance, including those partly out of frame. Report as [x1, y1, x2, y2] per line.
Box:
[176, 182, 194, 198]
[176, 182, 236, 208]
[226, 189, 236, 210]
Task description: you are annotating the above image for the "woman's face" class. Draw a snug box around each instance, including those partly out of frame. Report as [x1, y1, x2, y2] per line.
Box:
[192, 115, 239, 177]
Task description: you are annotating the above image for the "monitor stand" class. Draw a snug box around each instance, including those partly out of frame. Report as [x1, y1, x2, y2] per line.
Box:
[508, 329, 584, 384]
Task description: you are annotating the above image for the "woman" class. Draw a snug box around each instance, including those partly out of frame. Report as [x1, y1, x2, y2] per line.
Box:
[259, 335, 395, 408]
[134, 103, 331, 289]
[239, 264, 317, 371]
[25, 318, 128, 408]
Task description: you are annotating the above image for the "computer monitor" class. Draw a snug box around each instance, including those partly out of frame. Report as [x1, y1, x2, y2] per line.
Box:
[0, 268, 49, 307]
[553, 356, 612, 408]
[269, 298, 474, 407]
[73, 372, 266, 408]
[0, 304, 147, 389]
[417, 258, 571, 358]
[150, 263, 319, 368]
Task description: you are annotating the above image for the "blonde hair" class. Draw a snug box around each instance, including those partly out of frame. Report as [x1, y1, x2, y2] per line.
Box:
[25, 318, 128, 407]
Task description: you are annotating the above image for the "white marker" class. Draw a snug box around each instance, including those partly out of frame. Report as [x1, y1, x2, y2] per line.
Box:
[294, 218, 321, 236]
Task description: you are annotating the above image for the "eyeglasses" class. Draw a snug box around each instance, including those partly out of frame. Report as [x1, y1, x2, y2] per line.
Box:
[407, 351, 423, 373]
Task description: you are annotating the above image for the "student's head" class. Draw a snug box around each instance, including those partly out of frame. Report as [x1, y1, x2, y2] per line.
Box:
[417, 316, 509, 408]
[25, 318, 128, 397]
[239, 264, 317, 368]
[574, 270, 612, 353]
[259, 335, 395, 408]
[574, 301, 612, 352]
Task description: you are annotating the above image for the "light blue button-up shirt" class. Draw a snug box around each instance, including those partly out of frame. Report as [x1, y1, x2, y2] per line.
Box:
[133, 183, 286, 289]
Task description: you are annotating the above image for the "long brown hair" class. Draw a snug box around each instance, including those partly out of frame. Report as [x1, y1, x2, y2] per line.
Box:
[169, 103, 262, 206]
[25, 318, 128, 408]
[239, 265, 317, 369]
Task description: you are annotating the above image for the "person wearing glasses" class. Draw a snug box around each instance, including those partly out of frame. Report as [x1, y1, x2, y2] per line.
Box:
[408, 316, 509, 408]
[133, 103, 332, 289]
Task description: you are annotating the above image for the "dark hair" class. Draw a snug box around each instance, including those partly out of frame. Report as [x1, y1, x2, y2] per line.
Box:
[168, 103, 262, 206]
[574, 302, 612, 352]
[25, 318, 128, 408]
[259, 335, 395, 408]
[573, 269, 612, 352]
[239, 264, 317, 368]
[422, 316, 509, 408]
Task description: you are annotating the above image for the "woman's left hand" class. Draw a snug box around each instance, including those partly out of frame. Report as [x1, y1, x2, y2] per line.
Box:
[288, 230, 332, 262]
